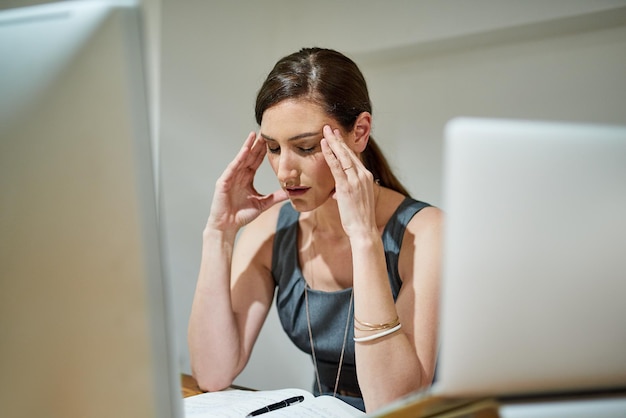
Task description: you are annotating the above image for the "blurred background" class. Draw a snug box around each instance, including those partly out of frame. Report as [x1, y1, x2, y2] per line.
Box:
[3, 0, 625, 392]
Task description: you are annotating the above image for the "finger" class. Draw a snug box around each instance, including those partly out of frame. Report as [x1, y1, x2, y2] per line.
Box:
[246, 132, 267, 171]
[258, 188, 289, 209]
[320, 137, 344, 176]
[241, 131, 257, 152]
[220, 132, 257, 179]
[237, 131, 266, 170]
[322, 125, 359, 173]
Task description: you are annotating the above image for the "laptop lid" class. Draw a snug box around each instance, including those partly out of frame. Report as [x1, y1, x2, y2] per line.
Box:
[368, 117, 626, 417]
[436, 117, 626, 398]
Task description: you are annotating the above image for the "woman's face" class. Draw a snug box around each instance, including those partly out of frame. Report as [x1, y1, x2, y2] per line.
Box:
[260, 99, 350, 212]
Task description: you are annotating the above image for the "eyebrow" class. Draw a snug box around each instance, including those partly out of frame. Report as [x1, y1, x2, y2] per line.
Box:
[260, 130, 322, 142]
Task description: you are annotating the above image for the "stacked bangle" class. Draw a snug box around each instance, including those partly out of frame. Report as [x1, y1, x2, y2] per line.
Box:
[354, 315, 400, 331]
[353, 315, 402, 343]
[353, 323, 402, 343]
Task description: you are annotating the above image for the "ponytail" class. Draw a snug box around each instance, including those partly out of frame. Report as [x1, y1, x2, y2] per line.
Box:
[362, 137, 411, 197]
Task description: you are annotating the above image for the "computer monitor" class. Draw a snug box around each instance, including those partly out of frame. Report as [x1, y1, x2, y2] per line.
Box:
[0, 2, 181, 418]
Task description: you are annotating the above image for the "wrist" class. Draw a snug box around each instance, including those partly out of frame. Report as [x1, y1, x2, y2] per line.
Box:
[349, 230, 381, 249]
[350, 234, 387, 286]
[202, 225, 238, 246]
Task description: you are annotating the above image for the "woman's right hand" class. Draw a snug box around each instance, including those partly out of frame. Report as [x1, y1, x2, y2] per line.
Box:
[206, 132, 288, 233]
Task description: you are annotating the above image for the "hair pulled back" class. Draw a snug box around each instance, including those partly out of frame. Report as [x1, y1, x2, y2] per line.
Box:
[255, 47, 410, 197]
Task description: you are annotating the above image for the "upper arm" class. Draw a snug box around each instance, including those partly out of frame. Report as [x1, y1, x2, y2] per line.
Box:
[229, 205, 280, 371]
[395, 206, 443, 382]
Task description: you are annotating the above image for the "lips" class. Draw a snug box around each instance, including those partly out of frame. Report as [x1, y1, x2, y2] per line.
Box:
[285, 186, 310, 197]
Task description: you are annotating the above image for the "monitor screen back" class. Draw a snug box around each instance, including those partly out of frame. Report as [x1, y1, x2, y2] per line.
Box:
[0, 2, 181, 418]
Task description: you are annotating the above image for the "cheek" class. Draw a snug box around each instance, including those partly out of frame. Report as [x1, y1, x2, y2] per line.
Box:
[313, 155, 334, 183]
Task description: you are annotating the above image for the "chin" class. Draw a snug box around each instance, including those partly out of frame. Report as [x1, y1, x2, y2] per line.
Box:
[292, 195, 336, 213]
[287, 198, 312, 213]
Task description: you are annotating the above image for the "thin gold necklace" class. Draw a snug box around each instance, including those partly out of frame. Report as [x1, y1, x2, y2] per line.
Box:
[304, 217, 354, 397]
[305, 285, 353, 397]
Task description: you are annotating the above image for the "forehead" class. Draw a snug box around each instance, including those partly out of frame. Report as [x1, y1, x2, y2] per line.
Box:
[260, 99, 336, 141]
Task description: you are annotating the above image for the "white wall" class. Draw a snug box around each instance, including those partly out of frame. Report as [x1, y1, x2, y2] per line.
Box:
[159, 0, 626, 391]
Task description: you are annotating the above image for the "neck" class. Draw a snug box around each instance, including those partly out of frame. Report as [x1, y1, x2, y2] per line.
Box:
[309, 199, 344, 236]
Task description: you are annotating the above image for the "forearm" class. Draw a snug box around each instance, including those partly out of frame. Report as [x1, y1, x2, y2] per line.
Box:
[351, 236, 429, 411]
[188, 228, 242, 391]
[356, 333, 427, 411]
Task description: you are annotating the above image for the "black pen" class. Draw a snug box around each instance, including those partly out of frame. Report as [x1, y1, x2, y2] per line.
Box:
[245, 395, 305, 417]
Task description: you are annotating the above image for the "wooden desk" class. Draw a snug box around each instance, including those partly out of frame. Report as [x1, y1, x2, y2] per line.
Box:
[181, 373, 254, 398]
[181, 374, 204, 398]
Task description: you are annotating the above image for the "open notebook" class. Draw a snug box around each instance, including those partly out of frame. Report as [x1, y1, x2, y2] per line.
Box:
[368, 117, 626, 417]
[185, 388, 364, 418]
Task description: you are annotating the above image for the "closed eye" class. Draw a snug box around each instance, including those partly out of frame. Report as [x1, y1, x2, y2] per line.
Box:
[298, 145, 317, 154]
[267, 144, 280, 154]
[261, 130, 322, 156]
[266, 144, 318, 155]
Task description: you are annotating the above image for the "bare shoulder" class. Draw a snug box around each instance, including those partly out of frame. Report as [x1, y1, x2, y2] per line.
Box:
[230, 203, 288, 337]
[397, 200, 444, 284]
[233, 202, 288, 271]
[376, 189, 443, 235]
[406, 204, 443, 236]
[242, 201, 285, 236]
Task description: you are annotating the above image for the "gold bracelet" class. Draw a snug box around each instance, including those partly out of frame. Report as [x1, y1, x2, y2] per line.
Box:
[354, 315, 400, 331]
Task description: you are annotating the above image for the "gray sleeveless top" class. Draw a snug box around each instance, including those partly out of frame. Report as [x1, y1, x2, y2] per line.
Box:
[271, 197, 431, 400]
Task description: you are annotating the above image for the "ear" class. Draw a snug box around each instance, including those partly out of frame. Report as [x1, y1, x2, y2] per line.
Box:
[350, 112, 371, 153]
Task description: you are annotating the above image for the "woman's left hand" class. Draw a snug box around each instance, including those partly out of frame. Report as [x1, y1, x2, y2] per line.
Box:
[320, 124, 378, 239]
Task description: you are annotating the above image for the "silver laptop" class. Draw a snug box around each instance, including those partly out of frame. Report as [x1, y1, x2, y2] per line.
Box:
[0, 2, 182, 418]
[370, 117, 626, 416]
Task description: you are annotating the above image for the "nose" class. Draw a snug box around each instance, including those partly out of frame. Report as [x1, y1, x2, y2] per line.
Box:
[275, 151, 299, 187]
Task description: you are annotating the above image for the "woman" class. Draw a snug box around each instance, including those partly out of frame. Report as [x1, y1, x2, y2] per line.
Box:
[188, 47, 442, 412]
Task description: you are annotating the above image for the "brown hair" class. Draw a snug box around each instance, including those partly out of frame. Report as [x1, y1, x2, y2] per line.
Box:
[255, 47, 410, 197]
